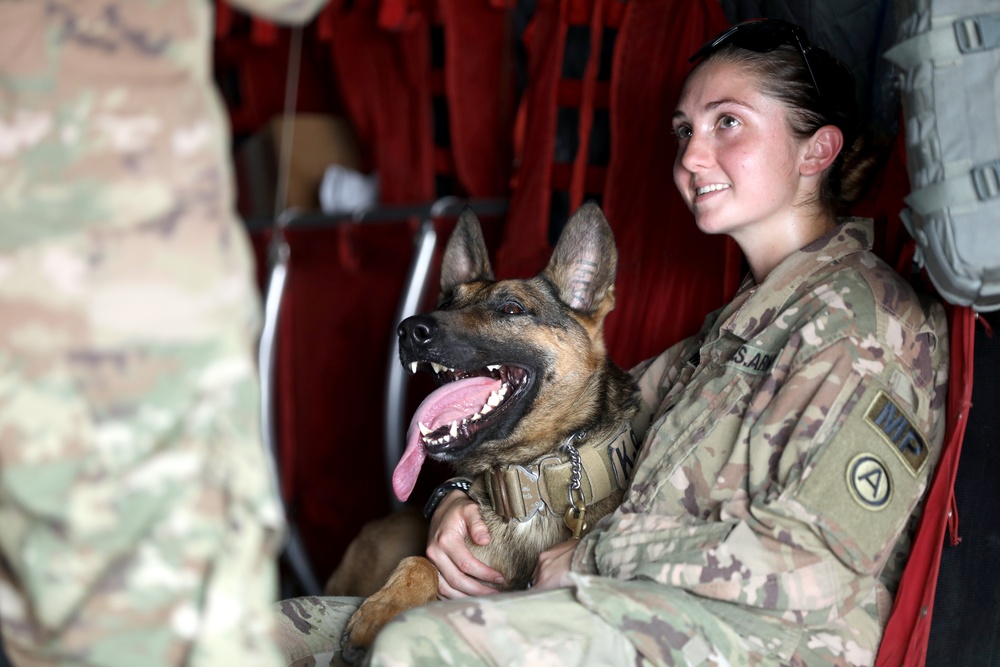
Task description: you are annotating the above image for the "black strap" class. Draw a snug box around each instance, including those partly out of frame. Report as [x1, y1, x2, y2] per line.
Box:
[423, 477, 474, 519]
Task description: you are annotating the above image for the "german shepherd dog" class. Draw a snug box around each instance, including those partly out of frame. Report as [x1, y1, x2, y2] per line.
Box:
[340, 201, 640, 659]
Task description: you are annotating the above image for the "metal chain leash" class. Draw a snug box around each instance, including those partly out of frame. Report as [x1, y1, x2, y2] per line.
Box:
[559, 432, 588, 538]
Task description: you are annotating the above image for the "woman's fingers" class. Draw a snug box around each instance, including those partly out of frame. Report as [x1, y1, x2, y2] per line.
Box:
[425, 491, 504, 598]
[527, 539, 578, 591]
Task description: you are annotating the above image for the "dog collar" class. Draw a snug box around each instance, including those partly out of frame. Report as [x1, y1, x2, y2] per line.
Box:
[484, 420, 640, 523]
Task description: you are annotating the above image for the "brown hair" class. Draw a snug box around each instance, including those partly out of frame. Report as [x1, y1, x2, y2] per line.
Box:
[696, 42, 882, 212]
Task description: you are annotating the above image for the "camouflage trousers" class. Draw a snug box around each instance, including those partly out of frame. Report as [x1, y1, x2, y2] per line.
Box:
[273, 580, 878, 666]
[0, 224, 287, 666]
[273, 590, 646, 667]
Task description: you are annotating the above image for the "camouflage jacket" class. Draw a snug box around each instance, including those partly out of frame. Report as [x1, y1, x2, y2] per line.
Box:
[0, 0, 319, 251]
[571, 218, 949, 661]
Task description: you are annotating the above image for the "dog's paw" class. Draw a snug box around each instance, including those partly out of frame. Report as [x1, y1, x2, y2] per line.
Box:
[343, 598, 396, 648]
[340, 599, 399, 664]
[339, 626, 368, 665]
[339, 555, 440, 661]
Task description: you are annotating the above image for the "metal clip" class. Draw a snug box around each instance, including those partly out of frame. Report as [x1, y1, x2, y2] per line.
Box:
[564, 504, 587, 539]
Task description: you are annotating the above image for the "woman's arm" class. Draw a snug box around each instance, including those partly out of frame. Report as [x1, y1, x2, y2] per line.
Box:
[576, 330, 948, 617]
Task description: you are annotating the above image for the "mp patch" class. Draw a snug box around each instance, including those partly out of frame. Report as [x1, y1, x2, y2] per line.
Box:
[847, 454, 892, 511]
[864, 390, 929, 476]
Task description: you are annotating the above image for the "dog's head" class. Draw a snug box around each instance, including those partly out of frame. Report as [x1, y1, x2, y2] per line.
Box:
[392, 201, 620, 500]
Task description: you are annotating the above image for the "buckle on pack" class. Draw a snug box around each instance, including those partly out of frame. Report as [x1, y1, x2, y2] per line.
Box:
[972, 161, 1000, 201]
[955, 14, 1000, 53]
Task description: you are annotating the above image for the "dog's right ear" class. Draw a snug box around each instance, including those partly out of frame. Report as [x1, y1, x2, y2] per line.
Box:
[439, 207, 494, 298]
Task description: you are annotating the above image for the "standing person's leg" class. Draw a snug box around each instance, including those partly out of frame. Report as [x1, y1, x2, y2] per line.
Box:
[0, 225, 286, 666]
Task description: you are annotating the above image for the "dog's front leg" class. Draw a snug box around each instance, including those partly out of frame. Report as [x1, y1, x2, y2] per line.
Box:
[341, 555, 439, 662]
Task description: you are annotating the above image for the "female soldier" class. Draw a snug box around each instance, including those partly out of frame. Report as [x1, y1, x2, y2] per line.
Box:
[278, 18, 949, 666]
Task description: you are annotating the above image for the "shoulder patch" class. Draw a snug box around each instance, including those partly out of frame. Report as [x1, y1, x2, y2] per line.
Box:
[727, 343, 776, 375]
[864, 391, 928, 476]
[846, 454, 892, 511]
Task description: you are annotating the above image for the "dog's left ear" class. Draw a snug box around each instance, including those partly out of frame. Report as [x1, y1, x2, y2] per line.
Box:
[440, 207, 494, 298]
[543, 201, 617, 313]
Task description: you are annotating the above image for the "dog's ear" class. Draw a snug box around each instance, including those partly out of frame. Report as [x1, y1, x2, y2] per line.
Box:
[543, 201, 617, 313]
[440, 207, 494, 297]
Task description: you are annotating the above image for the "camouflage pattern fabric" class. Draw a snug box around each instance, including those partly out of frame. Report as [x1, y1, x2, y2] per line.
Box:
[567, 217, 949, 665]
[0, 1, 323, 665]
[274, 597, 362, 667]
[272, 218, 948, 667]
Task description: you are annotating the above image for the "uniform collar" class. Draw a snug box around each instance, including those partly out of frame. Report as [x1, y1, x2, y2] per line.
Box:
[721, 218, 875, 341]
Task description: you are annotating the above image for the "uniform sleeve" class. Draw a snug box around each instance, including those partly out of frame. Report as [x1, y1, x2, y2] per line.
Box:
[225, 0, 326, 24]
[574, 328, 948, 618]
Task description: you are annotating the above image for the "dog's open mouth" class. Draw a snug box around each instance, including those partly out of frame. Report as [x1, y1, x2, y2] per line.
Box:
[391, 361, 532, 502]
[409, 362, 529, 450]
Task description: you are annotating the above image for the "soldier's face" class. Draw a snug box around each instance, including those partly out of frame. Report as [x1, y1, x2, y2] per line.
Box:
[671, 59, 807, 245]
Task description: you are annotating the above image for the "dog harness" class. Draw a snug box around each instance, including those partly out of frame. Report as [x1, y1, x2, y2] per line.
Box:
[483, 420, 639, 525]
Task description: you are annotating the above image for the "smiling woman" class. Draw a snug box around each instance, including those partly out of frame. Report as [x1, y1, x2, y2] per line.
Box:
[669, 19, 875, 283]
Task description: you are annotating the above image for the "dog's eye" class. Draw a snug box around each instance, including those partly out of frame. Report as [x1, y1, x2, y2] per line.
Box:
[499, 301, 524, 315]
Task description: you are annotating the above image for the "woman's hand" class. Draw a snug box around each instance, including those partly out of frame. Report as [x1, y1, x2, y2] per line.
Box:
[528, 539, 579, 591]
[426, 490, 505, 598]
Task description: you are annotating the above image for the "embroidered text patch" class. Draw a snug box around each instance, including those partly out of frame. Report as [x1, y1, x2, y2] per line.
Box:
[864, 390, 928, 476]
[728, 343, 776, 375]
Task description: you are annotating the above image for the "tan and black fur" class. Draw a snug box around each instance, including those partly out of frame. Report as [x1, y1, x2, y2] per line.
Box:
[338, 201, 640, 660]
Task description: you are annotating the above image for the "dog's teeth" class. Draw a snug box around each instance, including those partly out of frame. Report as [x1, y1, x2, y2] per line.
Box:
[450, 421, 459, 438]
[481, 403, 493, 414]
[487, 392, 502, 407]
[471, 412, 482, 421]
[431, 362, 447, 374]
[428, 433, 453, 446]
[409, 362, 419, 374]
[487, 364, 501, 371]
[418, 422, 432, 436]
[498, 384, 508, 397]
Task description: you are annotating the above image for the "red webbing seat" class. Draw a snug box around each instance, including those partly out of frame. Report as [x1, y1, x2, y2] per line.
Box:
[496, 0, 741, 369]
[848, 126, 978, 667]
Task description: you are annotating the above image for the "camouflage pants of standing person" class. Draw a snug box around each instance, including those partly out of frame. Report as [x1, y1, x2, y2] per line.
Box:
[274, 577, 881, 667]
[0, 225, 287, 666]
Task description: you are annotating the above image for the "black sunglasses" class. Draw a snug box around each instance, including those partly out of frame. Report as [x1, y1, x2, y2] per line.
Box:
[688, 18, 823, 102]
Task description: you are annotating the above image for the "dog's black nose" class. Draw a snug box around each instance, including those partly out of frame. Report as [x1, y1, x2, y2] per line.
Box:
[398, 315, 437, 347]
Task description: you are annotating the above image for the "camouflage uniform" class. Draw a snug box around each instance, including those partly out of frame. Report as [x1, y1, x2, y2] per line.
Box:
[0, 2, 322, 665]
[273, 218, 949, 666]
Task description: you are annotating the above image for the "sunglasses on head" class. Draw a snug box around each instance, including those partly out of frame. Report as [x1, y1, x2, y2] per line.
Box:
[689, 18, 823, 102]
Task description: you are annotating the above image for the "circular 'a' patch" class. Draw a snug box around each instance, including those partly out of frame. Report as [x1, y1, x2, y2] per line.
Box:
[847, 454, 892, 511]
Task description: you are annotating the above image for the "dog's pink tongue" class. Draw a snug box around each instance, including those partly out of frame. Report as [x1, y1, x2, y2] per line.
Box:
[392, 375, 501, 501]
